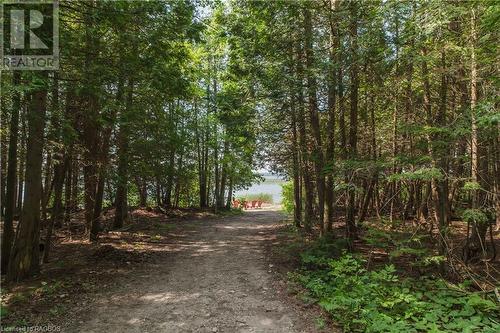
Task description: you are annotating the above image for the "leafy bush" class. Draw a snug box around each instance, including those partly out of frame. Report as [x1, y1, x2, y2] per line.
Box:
[299, 237, 348, 269]
[462, 181, 482, 191]
[362, 225, 444, 271]
[291, 253, 500, 332]
[281, 182, 294, 214]
[462, 209, 489, 225]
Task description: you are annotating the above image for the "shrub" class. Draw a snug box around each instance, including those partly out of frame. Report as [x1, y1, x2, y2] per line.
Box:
[281, 182, 294, 214]
[291, 253, 500, 332]
[462, 209, 489, 225]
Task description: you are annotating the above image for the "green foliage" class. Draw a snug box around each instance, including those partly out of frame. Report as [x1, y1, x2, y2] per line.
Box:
[281, 182, 294, 214]
[363, 225, 446, 271]
[476, 101, 500, 129]
[388, 168, 443, 182]
[388, 247, 428, 260]
[314, 317, 326, 329]
[421, 255, 447, 267]
[292, 253, 500, 332]
[298, 237, 348, 269]
[463, 181, 482, 191]
[238, 193, 273, 203]
[0, 305, 8, 319]
[363, 227, 395, 248]
[462, 209, 489, 225]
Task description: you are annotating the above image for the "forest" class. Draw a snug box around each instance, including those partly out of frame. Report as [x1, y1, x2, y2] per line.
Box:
[0, 0, 499, 332]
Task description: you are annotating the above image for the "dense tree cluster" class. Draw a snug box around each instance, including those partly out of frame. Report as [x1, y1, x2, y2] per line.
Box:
[1, 0, 498, 283]
[224, 0, 499, 260]
[0, 0, 257, 281]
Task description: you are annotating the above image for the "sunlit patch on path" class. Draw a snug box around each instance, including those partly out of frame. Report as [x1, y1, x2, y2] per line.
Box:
[70, 208, 306, 333]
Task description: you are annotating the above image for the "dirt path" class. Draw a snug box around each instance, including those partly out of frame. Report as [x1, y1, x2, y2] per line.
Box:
[70, 208, 309, 333]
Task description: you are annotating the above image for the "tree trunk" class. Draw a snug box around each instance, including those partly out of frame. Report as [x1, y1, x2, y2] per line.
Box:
[470, 8, 479, 211]
[66, 157, 79, 224]
[0, 102, 6, 218]
[435, 50, 450, 257]
[359, 92, 378, 224]
[41, 150, 53, 229]
[155, 178, 162, 207]
[196, 118, 208, 208]
[137, 177, 147, 207]
[16, 119, 26, 214]
[114, 78, 134, 229]
[346, 0, 359, 241]
[62, 151, 72, 226]
[90, 76, 123, 240]
[466, 8, 489, 260]
[325, 0, 340, 232]
[304, 7, 326, 233]
[218, 140, 228, 209]
[43, 72, 67, 261]
[114, 135, 128, 229]
[226, 176, 233, 209]
[7, 72, 48, 281]
[1, 71, 21, 274]
[165, 152, 175, 208]
[82, 2, 100, 232]
[390, 15, 400, 224]
[422, 46, 448, 258]
[291, 86, 302, 228]
[296, 39, 314, 232]
[43, 157, 66, 262]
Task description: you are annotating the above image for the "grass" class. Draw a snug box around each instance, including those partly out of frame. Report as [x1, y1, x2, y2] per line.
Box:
[315, 317, 327, 330]
[237, 193, 273, 203]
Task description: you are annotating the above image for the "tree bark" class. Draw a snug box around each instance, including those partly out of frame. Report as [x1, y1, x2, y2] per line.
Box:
[7, 72, 48, 281]
[304, 7, 326, 233]
[90, 76, 124, 240]
[16, 114, 26, 215]
[296, 39, 314, 232]
[325, 0, 340, 232]
[291, 85, 302, 228]
[82, 1, 100, 233]
[114, 78, 134, 229]
[43, 72, 67, 261]
[466, 8, 488, 260]
[226, 176, 233, 209]
[62, 151, 72, 226]
[1, 71, 21, 274]
[346, 0, 359, 241]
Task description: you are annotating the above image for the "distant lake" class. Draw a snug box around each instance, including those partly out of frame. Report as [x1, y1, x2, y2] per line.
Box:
[234, 175, 286, 203]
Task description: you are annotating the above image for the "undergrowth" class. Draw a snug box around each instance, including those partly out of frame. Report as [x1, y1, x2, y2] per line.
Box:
[237, 193, 273, 203]
[288, 237, 500, 333]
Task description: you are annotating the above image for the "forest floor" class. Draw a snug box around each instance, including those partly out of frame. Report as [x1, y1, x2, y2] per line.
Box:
[1, 207, 334, 333]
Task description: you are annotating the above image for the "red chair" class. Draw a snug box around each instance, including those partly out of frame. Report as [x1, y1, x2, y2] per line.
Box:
[251, 201, 257, 209]
[257, 201, 262, 208]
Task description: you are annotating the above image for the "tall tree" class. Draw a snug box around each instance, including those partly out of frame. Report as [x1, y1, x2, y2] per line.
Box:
[7, 71, 49, 281]
[1, 71, 21, 273]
